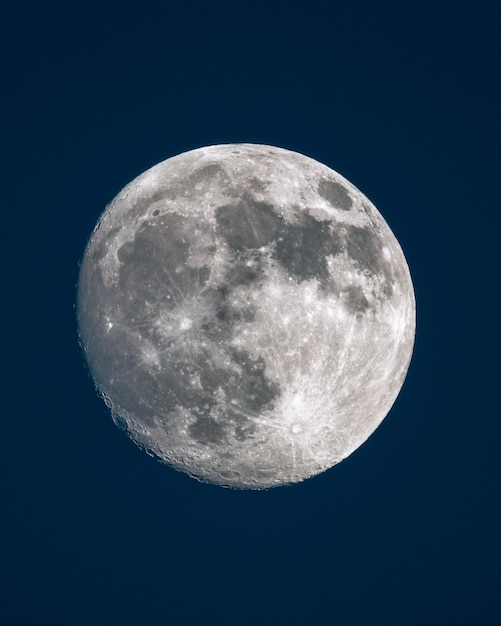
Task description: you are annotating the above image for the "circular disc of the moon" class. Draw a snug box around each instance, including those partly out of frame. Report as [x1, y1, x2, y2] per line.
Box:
[77, 144, 415, 489]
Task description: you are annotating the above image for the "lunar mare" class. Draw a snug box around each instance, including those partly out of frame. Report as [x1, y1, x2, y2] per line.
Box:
[77, 144, 415, 489]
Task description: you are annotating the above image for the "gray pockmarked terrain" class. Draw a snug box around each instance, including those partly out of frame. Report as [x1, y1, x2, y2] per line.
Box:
[77, 144, 415, 489]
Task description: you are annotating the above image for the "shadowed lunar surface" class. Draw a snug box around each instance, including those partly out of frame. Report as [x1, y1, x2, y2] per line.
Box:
[77, 144, 415, 489]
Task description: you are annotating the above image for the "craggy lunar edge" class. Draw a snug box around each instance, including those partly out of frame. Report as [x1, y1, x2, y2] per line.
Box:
[77, 144, 416, 489]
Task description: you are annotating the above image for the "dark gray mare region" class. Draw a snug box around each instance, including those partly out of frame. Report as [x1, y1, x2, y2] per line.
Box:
[216, 196, 342, 286]
[318, 178, 353, 211]
[215, 193, 395, 308]
[87, 211, 281, 447]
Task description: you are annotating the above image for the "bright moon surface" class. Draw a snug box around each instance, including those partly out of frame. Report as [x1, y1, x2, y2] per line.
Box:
[77, 144, 415, 489]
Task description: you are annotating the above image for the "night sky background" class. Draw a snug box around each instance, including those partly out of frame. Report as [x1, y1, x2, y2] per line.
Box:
[3, 1, 500, 624]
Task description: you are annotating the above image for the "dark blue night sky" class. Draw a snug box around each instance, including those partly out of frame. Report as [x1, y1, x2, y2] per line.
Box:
[3, 1, 500, 624]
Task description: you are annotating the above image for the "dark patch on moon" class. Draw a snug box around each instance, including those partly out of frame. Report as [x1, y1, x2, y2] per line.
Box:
[185, 163, 223, 187]
[234, 421, 256, 442]
[215, 195, 344, 289]
[117, 213, 210, 311]
[274, 213, 342, 285]
[248, 177, 269, 193]
[343, 285, 371, 314]
[189, 416, 227, 446]
[228, 349, 280, 414]
[225, 250, 264, 289]
[345, 225, 394, 295]
[216, 299, 256, 324]
[216, 196, 280, 251]
[184, 348, 280, 446]
[318, 179, 353, 211]
[225, 263, 261, 288]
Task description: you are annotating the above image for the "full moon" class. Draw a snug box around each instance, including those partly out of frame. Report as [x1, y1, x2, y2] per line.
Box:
[77, 144, 415, 489]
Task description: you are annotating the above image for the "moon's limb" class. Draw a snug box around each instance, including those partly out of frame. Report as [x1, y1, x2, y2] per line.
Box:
[77, 144, 415, 489]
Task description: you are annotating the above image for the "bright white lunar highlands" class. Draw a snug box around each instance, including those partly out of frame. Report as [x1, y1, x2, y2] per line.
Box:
[77, 144, 415, 489]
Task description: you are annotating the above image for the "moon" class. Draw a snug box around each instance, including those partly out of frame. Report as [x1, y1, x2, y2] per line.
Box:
[77, 144, 415, 489]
